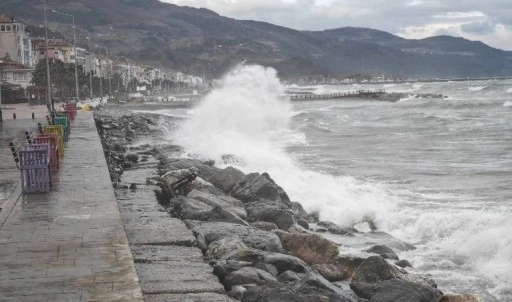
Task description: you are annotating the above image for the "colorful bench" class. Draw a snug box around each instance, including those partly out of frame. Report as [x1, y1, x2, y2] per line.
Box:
[53, 117, 69, 141]
[33, 134, 60, 172]
[64, 103, 77, 120]
[9, 139, 52, 194]
[43, 125, 65, 157]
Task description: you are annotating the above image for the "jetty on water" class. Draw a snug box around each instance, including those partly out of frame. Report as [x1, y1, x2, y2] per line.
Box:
[288, 89, 386, 101]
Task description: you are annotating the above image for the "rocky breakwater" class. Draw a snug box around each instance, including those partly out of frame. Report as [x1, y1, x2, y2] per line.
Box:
[155, 154, 475, 301]
[94, 109, 479, 302]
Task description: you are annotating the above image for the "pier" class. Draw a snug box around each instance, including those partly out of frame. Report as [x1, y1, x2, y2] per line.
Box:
[288, 89, 386, 101]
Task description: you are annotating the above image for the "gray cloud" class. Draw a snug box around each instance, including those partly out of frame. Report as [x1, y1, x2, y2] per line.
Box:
[461, 21, 497, 34]
[161, 0, 512, 50]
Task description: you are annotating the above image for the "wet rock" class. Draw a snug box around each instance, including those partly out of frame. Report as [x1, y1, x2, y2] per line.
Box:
[243, 231, 283, 253]
[275, 230, 339, 264]
[367, 245, 399, 260]
[159, 157, 220, 181]
[312, 263, 347, 281]
[169, 196, 211, 221]
[395, 259, 412, 268]
[254, 262, 278, 277]
[224, 267, 277, 290]
[299, 270, 356, 300]
[208, 206, 249, 226]
[246, 203, 296, 230]
[231, 172, 291, 206]
[318, 221, 354, 235]
[210, 166, 245, 192]
[364, 231, 417, 251]
[332, 256, 366, 279]
[228, 285, 246, 300]
[192, 222, 282, 253]
[370, 278, 443, 302]
[251, 221, 278, 231]
[207, 238, 249, 260]
[126, 153, 139, 163]
[242, 284, 355, 302]
[277, 270, 303, 284]
[213, 260, 253, 283]
[349, 256, 402, 299]
[296, 219, 309, 230]
[188, 189, 247, 219]
[290, 202, 309, 219]
[438, 293, 480, 302]
[227, 249, 309, 275]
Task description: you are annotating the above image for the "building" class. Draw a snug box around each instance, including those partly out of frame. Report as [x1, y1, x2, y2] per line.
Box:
[1, 57, 35, 89]
[35, 39, 70, 62]
[0, 15, 34, 67]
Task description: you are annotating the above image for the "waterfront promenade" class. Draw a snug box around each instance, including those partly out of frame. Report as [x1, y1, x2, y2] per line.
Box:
[0, 108, 144, 301]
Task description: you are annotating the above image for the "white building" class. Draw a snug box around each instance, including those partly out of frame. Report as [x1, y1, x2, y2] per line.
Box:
[0, 15, 34, 67]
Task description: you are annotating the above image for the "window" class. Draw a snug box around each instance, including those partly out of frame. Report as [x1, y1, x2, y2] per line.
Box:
[13, 73, 18, 81]
[0, 25, 5, 32]
[6, 25, 11, 32]
[40, 51, 45, 55]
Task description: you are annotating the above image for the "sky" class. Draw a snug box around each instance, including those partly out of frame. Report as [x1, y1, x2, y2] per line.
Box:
[161, 0, 512, 50]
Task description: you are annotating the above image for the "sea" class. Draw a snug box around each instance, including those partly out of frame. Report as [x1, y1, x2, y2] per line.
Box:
[143, 65, 512, 301]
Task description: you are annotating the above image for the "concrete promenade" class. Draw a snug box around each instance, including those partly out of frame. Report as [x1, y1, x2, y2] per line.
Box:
[0, 110, 144, 301]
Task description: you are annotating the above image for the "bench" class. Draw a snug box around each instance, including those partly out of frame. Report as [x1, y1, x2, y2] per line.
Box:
[53, 116, 69, 141]
[9, 138, 52, 194]
[43, 125, 65, 157]
[64, 103, 77, 120]
[26, 130, 60, 172]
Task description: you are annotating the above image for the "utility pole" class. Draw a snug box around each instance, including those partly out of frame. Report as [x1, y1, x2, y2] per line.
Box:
[51, 9, 79, 101]
[44, 0, 51, 111]
[107, 49, 112, 99]
[77, 27, 93, 99]
[99, 57, 103, 98]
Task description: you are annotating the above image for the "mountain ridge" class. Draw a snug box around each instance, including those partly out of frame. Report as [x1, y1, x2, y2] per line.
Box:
[2, 0, 511, 79]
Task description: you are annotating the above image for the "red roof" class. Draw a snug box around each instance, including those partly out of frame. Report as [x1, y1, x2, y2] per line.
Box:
[0, 59, 32, 71]
[0, 15, 15, 23]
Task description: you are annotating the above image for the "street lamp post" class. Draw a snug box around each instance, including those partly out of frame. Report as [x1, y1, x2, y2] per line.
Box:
[50, 9, 79, 101]
[43, 0, 51, 111]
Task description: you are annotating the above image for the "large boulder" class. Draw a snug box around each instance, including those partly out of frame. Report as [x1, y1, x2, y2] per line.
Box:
[331, 256, 366, 279]
[277, 270, 304, 284]
[349, 256, 402, 299]
[438, 293, 480, 302]
[317, 221, 354, 235]
[231, 173, 291, 206]
[366, 245, 399, 260]
[210, 166, 245, 192]
[224, 267, 278, 290]
[275, 230, 339, 264]
[241, 284, 356, 302]
[159, 157, 220, 181]
[193, 222, 282, 253]
[312, 263, 348, 282]
[370, 278, 443, 302]
[213, 260, 253, 283]
[208, 206, 249, 226]
[227, 249, 309, 275]
[188, 189, 247, 219]
[243, 231, 283, 253]
[251, 221, 279, 231]
[169, 196, 211, 221]
[246, 202, 296, 230]
[299, 270, 357, 301]
[207, 237, 249, 260]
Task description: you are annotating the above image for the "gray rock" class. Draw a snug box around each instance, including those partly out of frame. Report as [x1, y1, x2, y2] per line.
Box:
[159, 157, 221, 181]
[188, 189, 247, 219]
[254, 262, 279, 277]
[349, 256, 403, 299]
[210, 166, 245, 192]
[251, 221, 279, 231]
[367, 245, 399, 260]
[228, 285, 246, 300]
[242, 284, 355, 302]
[247, 203, 296, 230]
[224, 267, 278, 290]
[213, 260, 253, 283]
[317, 221, 354, 235]
[231, 172, 291, 206]
[277, 270, 303, 284]
[395, 259, 412, 268]
[227, 249, 309, 275]
[126, 153, 139, 163]
[312, 263, 347, 281]
[290, 201, 309, 219]
[243, 231, 283, 253]
[208, 206, 249, 226]
[296, 218, 310, 230]
[300, 270, 356, 300]
[207, 237, 249, 260]
[169, 196, 212, 221]
[370, 278, 443, 302]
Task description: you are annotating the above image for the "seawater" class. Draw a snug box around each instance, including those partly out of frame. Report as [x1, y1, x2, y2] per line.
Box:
[157, 66, 511, 301]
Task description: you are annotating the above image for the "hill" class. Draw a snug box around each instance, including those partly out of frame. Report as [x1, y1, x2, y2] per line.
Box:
[2, 0, 512, 79]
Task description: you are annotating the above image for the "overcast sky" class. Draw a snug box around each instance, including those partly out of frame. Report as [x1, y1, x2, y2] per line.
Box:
[161, 0, 512, 50]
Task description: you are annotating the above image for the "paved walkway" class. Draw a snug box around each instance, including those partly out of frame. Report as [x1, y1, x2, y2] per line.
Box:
[0, 112, 143, 301]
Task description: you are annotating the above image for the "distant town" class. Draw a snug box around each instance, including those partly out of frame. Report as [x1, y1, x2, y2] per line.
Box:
[0, 14, 206, 104]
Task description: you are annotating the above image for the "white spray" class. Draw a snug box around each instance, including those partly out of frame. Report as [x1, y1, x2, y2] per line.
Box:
[175, 65, 395, 226]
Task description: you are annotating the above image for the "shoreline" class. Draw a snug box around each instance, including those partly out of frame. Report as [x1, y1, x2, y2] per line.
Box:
[94, 106, 480, 302]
